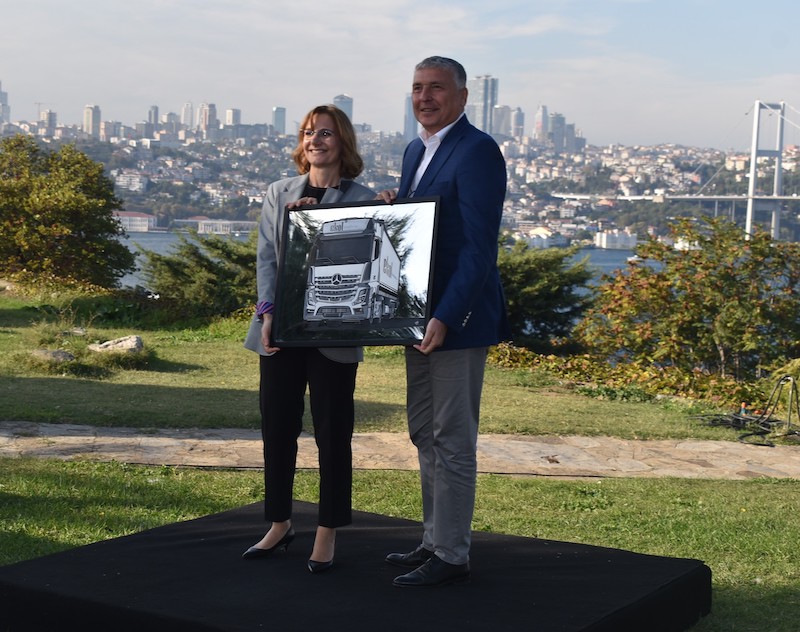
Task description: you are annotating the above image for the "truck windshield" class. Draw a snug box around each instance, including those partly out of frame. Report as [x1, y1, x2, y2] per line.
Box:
[312, 235, 372, 264]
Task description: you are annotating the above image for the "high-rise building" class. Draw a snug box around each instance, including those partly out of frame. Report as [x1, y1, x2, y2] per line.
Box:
[39, 109, 57, 136]
[136, 121, 154, 139]
[467, 75, 498, 133]
[181, 102, 194, 129]
[225, 108, 241, 126]
[574, 130, 586, 153]
[197, 102, 219, 132]
[565, 123, 577, 153]
[272, 106, 286, 135]
[333, 94, 353, 121]
[83, 104, 101, 138]
[162, 112, 180, 133]
[549, 112, 566, 154]
[148, 106, 159, 127]
[492, 105, 512, 137]
[403, 94, 418, 142]
[511, 107, 525, 138]
[0, 81, 9, 124]
[100, 120, 122, 142]
[464, 103, 477, 126]
[534, 105, 549, 143]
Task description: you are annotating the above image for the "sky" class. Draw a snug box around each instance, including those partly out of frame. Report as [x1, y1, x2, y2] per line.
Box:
[3, 0, 800, 151]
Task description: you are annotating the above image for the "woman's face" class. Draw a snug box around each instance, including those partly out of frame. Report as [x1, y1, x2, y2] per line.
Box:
[302, 113, 342, 172]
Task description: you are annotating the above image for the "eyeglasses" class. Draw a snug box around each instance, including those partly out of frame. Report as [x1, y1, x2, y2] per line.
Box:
[300, 128, 334, 138]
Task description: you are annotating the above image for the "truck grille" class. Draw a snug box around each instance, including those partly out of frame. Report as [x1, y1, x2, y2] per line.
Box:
[319, 307, 351, 318]
[314, 274, 361, 302]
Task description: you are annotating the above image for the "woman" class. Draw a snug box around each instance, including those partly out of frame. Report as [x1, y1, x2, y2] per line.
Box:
[242, 105, 375, 573]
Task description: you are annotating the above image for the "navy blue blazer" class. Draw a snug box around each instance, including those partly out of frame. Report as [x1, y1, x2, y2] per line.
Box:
[399, 115, 511, 350]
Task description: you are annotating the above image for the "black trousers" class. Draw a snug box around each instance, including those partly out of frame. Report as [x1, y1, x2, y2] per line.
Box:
[259, 349, 357, 528]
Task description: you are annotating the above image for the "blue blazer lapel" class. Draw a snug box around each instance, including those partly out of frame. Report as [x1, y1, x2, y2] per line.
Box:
[404, 116, 470, 197]
[398, 141, 424, 198]
[414, 138, 458, 194]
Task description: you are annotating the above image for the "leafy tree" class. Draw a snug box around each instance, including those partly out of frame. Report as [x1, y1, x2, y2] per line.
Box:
[498, 241, 594, 351]
[0, 135, 135, 288]
[140, 231, 257, 317]
[575, 217, 800, 379]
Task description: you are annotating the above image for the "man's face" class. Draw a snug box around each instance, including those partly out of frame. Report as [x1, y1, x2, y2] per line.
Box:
[411, 66, 467, 135]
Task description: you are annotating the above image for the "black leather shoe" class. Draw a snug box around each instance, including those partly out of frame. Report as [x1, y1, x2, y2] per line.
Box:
[392, 555, 470, 587]
[241, 528, 295, 560]
[307, 558, 334, 574]
[385, 545, 434, 568]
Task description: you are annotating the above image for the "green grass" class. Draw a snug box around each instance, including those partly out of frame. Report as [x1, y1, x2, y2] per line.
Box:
[0, 338, 737, 438]
[0, 293, 735, 440]
[1, 459, 799, 631]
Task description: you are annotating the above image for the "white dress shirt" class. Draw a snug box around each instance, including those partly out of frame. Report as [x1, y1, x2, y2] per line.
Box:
[409, 113, 464, 197]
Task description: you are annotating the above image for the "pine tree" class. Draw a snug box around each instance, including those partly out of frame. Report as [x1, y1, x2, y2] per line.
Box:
[497, 240, 593, 351]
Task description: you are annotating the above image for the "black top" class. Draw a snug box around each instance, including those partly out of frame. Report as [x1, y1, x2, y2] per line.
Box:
[303, 183, 339, 202]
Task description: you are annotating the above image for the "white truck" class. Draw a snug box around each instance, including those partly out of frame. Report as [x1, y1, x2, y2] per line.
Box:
[304, 217, 401, 323]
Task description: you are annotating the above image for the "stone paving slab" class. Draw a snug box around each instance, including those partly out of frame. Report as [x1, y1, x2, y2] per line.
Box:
[2, 421, 800, 480]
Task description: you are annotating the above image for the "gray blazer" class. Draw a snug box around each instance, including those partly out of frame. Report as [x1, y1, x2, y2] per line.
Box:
[243, 174, 376, 363]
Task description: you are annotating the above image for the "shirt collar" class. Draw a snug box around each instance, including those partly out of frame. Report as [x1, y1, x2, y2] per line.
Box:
[418, 112, 464, 146]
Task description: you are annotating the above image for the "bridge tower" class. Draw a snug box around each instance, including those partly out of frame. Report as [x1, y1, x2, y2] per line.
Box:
[745, 100, 785, 239]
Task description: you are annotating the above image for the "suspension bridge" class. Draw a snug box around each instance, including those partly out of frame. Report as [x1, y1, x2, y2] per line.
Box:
[552, 100, 800, 239]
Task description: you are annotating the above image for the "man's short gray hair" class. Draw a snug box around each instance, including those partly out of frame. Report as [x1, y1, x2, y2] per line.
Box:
[415, 56, 467, 90]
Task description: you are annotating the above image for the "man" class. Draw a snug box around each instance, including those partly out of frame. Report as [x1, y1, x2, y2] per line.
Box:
[379, 56, 511, 587]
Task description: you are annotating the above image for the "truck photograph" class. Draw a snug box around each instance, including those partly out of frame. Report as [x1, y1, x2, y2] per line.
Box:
[304, 217, 401, 324]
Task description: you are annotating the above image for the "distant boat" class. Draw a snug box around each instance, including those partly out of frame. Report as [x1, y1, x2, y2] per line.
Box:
[627, 255, 642, 263]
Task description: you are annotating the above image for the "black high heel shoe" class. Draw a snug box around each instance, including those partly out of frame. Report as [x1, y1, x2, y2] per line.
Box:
[307, 557, 334, 574]
[241, 528, 295, 560]
[308, 528, 335, 573]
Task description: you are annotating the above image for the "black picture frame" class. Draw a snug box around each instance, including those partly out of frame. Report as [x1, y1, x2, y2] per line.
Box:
[272, 197, 439, 347]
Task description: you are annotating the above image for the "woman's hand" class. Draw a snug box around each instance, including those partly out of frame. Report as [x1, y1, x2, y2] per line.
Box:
[260, 315, 281, 354]
[286, 197, 319, 209]
[376, 189, 398, 204]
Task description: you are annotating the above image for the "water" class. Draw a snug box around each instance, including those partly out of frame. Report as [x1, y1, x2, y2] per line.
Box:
[123, 231, 188, 257]
[118, 232, 634, 289]
[119, 231, 250, 288]
[573, 247, 635, 278]
[119, 232, 180, 288]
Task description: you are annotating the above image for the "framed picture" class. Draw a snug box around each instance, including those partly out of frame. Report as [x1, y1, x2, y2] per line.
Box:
[272, 197, 439, 347]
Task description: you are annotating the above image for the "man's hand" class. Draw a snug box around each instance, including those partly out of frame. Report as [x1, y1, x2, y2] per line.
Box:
[413, 317, 447, 355]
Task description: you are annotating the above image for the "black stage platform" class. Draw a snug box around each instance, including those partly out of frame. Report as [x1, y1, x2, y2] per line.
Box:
[0, 501, 711, 631]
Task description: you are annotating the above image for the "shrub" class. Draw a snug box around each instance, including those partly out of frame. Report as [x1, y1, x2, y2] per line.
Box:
[488, 342, 765, 408]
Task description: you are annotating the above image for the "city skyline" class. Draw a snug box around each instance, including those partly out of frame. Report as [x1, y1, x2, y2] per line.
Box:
[2, 86, 589, 153]
[2, 0, 800, 151]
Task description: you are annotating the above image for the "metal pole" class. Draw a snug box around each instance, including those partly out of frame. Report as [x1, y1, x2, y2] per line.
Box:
[771, 101, 785, 239]
[745, 100, 760, 239]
